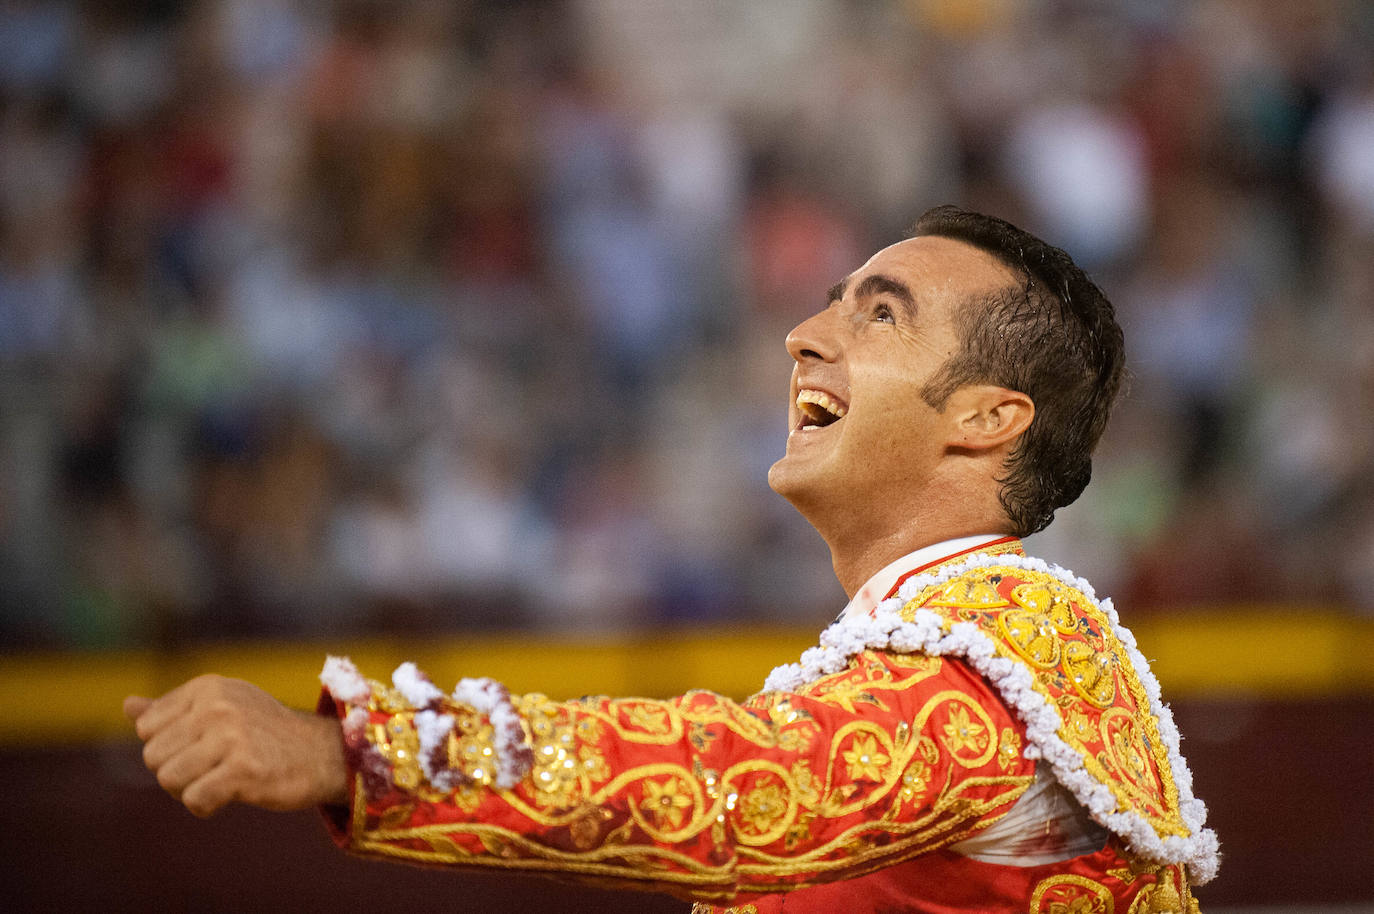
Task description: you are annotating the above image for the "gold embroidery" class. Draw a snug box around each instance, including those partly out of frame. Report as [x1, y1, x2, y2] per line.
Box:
[521, 694, 591, 810]
[568, 806, 607, 850]
[376, 803, 414, 830]
[927, 692, 997, 768]
[1011, 581, 1080, 631]
[925, 576, 1013, 609]
[1030, 873, 1116, 914]
[903, 565, 1190, 840]
[739, 782, 789, 837]
[997, 727, 1022, 772]
[1107, 860, 1155, 886]
[1064, 639, 1117, 707]
[349, 770, 1032, 892]
[362, 700, 502, 799]
[841, 734, 890, 782]
[626, 703, 673, 735]
[1126, 865, 1198, 914]
[640, 776, 694, 829]
[896, 738, 935, 805]
[1101, 708, 1151, 798]
[350, 649, 1034, 893]
[941, 704, 987, 757]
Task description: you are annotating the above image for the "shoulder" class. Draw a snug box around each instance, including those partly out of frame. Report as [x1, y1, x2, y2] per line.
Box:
[891, 555, 1219, 884]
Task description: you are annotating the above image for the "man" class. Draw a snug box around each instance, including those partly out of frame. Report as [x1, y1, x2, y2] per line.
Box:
[126, 206, 1218, 912]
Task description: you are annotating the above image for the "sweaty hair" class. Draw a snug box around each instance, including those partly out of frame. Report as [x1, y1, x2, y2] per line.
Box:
[912, 205, 1125, 536]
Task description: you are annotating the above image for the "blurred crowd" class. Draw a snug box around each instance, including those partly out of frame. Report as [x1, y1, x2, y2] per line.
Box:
[2, 0, 1373, 649]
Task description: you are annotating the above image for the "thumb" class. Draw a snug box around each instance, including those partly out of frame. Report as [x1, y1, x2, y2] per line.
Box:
[123, 695, 152, 722]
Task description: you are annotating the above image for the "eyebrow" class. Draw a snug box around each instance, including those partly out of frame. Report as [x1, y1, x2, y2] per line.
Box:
[825, 280, 847, 307]
[828, 273, 917, 320]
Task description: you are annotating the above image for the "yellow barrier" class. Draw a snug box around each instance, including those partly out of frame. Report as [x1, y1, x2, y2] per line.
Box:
[4, 609, 1372, 746]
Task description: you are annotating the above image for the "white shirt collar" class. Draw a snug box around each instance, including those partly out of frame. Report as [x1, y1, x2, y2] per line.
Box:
[840, 534, 1009, 621]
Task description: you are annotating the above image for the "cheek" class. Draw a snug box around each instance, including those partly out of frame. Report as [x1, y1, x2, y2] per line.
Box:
[857, 384, 944, 455]
[860, 374, 930, 424]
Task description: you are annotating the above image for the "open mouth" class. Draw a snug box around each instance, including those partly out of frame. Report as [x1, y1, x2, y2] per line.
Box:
[796, 389, 847, 430]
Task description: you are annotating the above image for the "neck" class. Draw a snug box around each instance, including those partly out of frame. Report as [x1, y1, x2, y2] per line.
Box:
[823, 510, 1013, 599]
[779, 458, 1017, 597]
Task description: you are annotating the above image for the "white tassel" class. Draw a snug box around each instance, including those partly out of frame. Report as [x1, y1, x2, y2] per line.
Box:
[394, 662, 445, 708]
[761, 552, 1220, 884]
[320, 655, 371, 705]
[452, 676, 533, 789]
[414, 710, 457, 786]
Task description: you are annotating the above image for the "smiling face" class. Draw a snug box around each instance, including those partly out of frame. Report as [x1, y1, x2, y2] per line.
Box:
[767, 235, 1022, 533]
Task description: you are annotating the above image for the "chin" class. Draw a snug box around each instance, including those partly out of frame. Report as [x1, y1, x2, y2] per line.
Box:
[766, 459, 789, 496]
[766, 457, 798, 499]
[767, 454, 827, 508]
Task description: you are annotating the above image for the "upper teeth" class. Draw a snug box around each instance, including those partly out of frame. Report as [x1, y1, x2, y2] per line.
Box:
[796, 389, 847, 421]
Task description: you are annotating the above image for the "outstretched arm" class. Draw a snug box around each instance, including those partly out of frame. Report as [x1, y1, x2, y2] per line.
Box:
[126, 651, 1033, 904]
[125, 675, 348, 817]
[324, 650, 1033, 903]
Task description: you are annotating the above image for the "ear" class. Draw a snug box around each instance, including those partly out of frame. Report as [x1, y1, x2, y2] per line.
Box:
[943, 385, 1034, 452]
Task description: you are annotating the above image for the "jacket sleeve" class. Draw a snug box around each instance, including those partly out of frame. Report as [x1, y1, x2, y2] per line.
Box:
[318, 649, 1035, 903]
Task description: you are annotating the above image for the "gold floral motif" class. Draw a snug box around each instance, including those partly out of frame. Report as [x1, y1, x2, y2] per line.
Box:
[841, 734, 890, 782]
[1030, 874, 1116, 914]
[640, 776, 694, 829]
[925, 576, 1012, 609]
[739, 782, 789, 836]
[775, 724, 816, 754]
[941, 705, 988, 756]
[999, 607, 1065, 669]
[1060, 699, 1096, 743]
[1011, 582, 1080, 632]
[626, 703, 673, 735]
[809, 676, 889, 714]
[997, 727, 1022, 772]
[369, 683, 414, 714]
[1103, 710, 1149, 784]
[448, 720, 499, 787]
[920, 694, 997, 768]
[1064, 639, 1117, 707]
[897, 755, 932, 804]
[790, 759, 820, 807]
[578, 744, 610, 781]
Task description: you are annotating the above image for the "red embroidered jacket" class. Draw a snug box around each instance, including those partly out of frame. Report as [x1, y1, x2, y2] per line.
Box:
[320, 544, 1216, 912]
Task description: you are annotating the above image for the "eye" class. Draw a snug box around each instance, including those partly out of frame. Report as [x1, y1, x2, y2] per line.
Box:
[873, 302, 895, 324]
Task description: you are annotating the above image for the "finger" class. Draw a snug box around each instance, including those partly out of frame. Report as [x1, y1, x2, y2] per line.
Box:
[133, 675, 218, 740]
[123, 695, 152, 721]
[179, 762, 239, 818]
[155, 735, 227, 800]
[141, 710, 206, 772]
[132, 684, 195, 742]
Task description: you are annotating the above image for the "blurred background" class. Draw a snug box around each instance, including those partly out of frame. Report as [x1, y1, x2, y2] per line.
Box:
[1, 0, 1371, 911]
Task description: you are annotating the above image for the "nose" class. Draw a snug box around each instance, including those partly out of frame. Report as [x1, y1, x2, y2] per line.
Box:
[785, 308, 840, 363]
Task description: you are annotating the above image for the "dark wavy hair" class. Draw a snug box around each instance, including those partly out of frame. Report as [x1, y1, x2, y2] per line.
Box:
[912, 205, 1125, 536]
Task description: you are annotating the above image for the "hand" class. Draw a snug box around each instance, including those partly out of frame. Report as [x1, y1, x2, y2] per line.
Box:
[124, 675, 349, 817]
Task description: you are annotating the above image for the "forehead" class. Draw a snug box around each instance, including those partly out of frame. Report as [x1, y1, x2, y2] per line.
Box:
[846, 235, 1020, 307]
